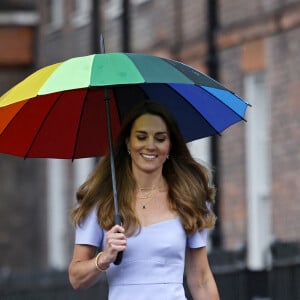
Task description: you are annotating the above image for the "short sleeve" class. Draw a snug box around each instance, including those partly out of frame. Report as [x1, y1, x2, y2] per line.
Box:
[187, 228, 208, 248]
[75, 207, 104, 247]
[187, 201, 212, 248]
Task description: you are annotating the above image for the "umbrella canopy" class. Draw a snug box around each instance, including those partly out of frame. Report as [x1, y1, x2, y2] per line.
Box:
[0, 53, 249, 159]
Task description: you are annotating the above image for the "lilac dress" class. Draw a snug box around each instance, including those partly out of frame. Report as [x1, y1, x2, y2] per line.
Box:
[75, 208, 208, 300]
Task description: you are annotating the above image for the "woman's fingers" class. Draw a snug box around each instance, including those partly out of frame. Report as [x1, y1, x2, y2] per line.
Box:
[100, 225, 127, 266]
[105, 225, 127, 252]
[111, 224, 125, 234]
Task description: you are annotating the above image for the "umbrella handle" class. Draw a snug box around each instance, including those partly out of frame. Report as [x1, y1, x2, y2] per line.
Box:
[114, 251, 123, 265]
[113, 213, 123, 265]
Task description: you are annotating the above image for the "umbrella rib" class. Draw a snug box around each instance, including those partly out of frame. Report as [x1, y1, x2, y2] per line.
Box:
[111, 88, 122, 125]
[198, 85, 250, 121]
[171, 83, 249, 135]
[193, 84, 250, 135]
[112, 84, 149, 122]
[163, 83, 222, 136]
[24, 92, 64, 159]
[71, 89, 89, 160]
[190, 84, 245, 135]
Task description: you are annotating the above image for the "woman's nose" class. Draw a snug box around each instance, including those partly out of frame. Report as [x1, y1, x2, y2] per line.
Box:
[145, 137, 155, 149]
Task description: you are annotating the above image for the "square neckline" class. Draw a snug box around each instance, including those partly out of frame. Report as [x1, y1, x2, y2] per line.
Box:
[141, 216, 179, 228]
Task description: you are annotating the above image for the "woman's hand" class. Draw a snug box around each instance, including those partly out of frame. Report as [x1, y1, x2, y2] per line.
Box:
[100, 224, 127, 267]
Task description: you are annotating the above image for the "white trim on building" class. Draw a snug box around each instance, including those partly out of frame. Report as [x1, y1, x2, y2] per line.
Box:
[46, 159, 68, 270]
[245, 72, 272, 270]
[0, 11, 39, 25]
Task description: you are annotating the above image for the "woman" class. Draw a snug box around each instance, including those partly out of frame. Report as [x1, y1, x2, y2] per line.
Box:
[69, 101, 220, 300]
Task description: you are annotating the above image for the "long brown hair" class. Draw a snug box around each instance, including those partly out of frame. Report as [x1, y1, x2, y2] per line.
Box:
[71, 101, 216, 235]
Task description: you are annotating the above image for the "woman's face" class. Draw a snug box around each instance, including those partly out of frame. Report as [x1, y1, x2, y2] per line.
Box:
[127, 114, 171, 174]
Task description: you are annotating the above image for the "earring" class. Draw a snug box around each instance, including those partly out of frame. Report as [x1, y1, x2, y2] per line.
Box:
[126, 142, 131, 155]
[166, 154, 169, 159]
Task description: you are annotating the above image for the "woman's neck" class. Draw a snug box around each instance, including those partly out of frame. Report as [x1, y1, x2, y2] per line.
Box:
[133, 170, 165, 190]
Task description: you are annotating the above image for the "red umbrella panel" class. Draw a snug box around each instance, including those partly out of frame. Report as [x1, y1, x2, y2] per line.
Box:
[0, 88, 121, 159]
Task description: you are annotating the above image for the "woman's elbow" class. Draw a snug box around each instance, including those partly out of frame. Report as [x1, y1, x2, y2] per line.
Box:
[68, 263, 89, 290]
[68, 266, 81, 290]
[187, 275, 219, 300]
[70, 280, 81, 290]
[68, 263, 100, 290]
[69, 277, 81, 290]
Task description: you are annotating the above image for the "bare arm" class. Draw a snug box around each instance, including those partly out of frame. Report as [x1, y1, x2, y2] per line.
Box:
[185, 247, 219, 300]
[68, 244, 103, 289]
[68, 224, 127, 289]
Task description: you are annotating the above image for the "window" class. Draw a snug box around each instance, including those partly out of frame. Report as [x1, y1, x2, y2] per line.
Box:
[71, 0, 92, 27]
[48, 0, 64, 31]
[105, 0, 122, 20]
[132, 0, 151, 5]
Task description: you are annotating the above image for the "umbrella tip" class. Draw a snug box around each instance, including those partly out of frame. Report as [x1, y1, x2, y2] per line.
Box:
[100, 34, 105, 54]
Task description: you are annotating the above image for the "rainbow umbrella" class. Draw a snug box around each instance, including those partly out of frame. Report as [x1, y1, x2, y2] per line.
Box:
[0, 53, 249, 264]
[0, 53, 249, 159]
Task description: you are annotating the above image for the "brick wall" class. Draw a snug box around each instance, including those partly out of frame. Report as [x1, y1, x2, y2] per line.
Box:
[268, 27, 300, 241]
[0, 155, 47, 272]
[0, 0, 46, 273]
[219, 45, 247, 249]
[220, 0, 300, 27]
[216, 0, 300, 248]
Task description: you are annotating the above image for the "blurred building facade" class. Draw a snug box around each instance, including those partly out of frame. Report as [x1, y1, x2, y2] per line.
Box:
[0, 0, 48, 273]
[0, 0, 299, 284]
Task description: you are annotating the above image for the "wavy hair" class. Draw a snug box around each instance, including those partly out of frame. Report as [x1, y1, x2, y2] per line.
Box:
[71, 101, 216, 235]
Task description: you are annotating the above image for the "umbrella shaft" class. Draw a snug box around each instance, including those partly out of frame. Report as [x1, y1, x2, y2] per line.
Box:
[104, 90, 120, 220]
[104, 89, 123, 266]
